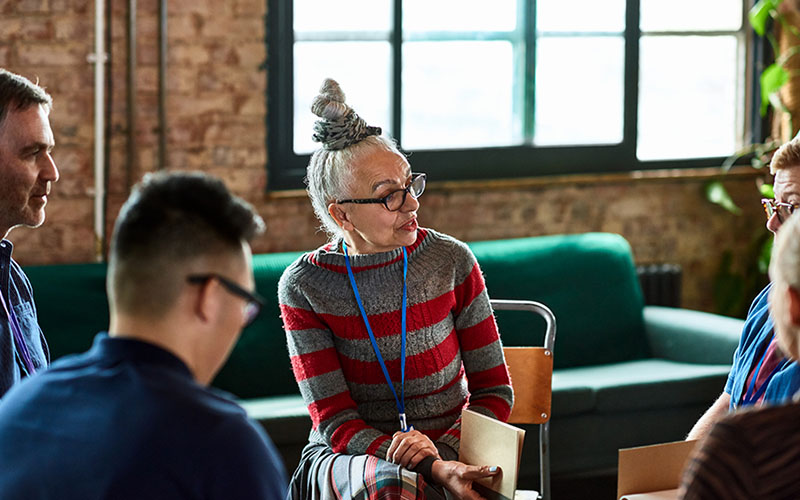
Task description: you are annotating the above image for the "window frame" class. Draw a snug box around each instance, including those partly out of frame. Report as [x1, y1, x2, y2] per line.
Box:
[266, 0, 759, 191]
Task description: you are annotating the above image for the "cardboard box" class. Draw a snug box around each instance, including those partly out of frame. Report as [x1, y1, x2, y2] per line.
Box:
[617, 440, 699, 500]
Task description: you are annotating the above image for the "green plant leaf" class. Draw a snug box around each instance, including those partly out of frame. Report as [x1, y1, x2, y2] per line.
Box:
[750, 0, 772, 35]
[706, 181, 742, 214]
[760, 183, 775, 198]
[750, 0, 783, 35]
[761, 63, 790, 115]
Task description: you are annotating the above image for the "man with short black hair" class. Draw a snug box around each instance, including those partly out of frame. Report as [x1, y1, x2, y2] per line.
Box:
[0, 171, 287, 499]
[0, 68, 59, 396]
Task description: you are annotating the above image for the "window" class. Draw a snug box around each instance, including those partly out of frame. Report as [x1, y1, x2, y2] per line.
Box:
[267, 0, 749, 190]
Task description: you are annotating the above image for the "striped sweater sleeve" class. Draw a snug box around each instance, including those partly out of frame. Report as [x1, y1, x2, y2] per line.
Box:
[279, 265, 392, 457]
[434, 244, 513, 457]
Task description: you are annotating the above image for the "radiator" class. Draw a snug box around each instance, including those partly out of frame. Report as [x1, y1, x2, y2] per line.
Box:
[636, 264, 682, 307]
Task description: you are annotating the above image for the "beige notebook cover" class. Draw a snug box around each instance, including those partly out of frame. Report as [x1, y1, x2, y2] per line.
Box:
[617, 440, 698, 500]
[459, 409, 526, 500]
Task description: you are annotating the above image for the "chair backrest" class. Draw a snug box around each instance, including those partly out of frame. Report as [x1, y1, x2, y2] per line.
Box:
[505, 347, 553, 425]
[493, 299, 556, 425]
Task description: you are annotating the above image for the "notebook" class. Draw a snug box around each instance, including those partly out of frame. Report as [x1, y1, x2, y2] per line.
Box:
[459, 408, 526, 500]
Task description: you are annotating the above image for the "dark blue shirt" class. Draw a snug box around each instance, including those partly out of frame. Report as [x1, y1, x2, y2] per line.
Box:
[0, 239, 48, 397]
[0, 334, 287, 499]
[725, 283, 800, 408]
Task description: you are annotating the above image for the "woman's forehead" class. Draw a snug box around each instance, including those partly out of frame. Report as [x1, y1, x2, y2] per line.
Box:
[351, 150, 410, 191]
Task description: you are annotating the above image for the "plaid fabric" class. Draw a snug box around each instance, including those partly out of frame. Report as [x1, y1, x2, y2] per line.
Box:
[290, 441, 446, 500]
[333, 455, 422, 500]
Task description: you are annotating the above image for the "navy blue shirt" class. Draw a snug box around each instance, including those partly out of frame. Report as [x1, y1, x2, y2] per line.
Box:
[725, 283, 800, 408]
[0, 334, 287, 499]
[0, 239, 48, 397]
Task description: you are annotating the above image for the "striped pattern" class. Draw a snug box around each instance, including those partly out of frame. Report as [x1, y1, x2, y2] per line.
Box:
[289, 441, 446, 500]
[680, 401, 800, 499]
[279, 228, 512, 461]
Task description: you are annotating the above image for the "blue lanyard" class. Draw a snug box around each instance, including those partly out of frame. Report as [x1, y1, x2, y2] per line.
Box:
[740, 334, 787, 407]
[343, 242, 410, 432]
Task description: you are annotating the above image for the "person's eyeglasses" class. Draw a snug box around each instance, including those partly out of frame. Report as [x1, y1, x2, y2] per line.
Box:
[187, 274, 264, 327]
[337, 173, 426, 212]
[761, 198, 800, 223]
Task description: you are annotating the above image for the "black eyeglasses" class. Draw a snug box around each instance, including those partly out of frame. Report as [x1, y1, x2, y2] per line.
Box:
[761, 198, 800, 223]
[187, 274, 264, 327]
[337, 173, 426, 212]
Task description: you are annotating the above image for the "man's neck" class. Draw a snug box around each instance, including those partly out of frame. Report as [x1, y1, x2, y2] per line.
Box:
[109, 316, 202, 383]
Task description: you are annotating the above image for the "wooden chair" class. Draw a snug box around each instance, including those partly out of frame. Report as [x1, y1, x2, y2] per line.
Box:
[492, 299, 557, 500]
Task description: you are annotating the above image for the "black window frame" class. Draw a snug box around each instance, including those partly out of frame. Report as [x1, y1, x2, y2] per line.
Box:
[266, 0, 762, 191]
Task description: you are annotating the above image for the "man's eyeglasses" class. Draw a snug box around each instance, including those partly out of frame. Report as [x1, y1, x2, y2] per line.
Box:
[337, 173, 426, 212]
[761, 198, 800, 223]
[187, 274, 264, 327]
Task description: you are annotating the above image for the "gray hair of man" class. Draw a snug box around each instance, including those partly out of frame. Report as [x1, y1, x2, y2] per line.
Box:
[0, 69, 52, 128]
[769, 212, 800, 359]
[305, 78, 404, 240]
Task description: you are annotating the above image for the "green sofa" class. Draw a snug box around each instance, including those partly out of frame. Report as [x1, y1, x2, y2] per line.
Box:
[24, 232, 743, 488]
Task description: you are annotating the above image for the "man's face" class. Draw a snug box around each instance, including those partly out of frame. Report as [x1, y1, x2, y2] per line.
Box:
[768, 166, 800, 234]
[0, 103, 59, 238]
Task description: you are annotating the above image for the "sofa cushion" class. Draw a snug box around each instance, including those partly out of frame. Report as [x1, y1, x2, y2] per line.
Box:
[552, 359, 731, 415]
[470, 233, 648, 369]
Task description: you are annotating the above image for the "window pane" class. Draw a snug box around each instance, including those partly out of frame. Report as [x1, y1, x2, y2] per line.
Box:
[638, 36, 741, 161]
[294, 42, 392, 154]
[402, 41, 519, 150]
[294, 0, 391, 32]
[534, 36, 624, 146]
[403, 0, 517, 32]
[640, 0, 742, 32]
[537, 0, 625, 33]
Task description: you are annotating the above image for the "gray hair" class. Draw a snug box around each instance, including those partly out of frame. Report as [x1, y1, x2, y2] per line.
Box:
[0, 69, 52, 128]
[772, 213, 800, 289]
[771, 135, 800, 174]
[306, 134, 404, 239]
[770, 213, 800, 358]
[305, 78, 403, 240]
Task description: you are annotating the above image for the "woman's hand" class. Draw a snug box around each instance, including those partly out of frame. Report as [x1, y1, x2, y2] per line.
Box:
[385, 429, 440, 469]
[431, 460, 501, 500]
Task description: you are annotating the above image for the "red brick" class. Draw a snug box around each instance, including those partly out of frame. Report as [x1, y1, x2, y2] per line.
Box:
[54, 16, 91, 40]
[15, 0, 50, 14]
[17, 42, 88, 66]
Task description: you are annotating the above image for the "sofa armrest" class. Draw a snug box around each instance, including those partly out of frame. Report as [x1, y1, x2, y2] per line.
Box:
[643, 306, 744, 364]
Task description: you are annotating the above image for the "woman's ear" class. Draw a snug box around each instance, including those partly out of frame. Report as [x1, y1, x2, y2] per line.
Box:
[328, 203, 354, 231]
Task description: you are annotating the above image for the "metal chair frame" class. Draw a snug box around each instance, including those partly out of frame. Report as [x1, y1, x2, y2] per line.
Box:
[491, 299, 557, 500]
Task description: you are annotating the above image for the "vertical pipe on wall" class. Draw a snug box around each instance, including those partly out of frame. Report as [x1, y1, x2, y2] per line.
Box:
[92, 0, 106, 261]
[157, 0, 167, 170]
[127, 0, 137, 189]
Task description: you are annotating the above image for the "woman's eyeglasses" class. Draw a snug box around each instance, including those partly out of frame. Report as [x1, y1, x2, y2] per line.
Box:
[187, 274, 264, 327]
[761, 198, 800, 223]
[337, 173, 426, 212]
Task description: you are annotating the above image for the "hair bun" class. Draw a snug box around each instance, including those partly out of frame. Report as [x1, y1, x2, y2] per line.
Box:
[311, 78, 349, 121]
[311, 78, 381, 150]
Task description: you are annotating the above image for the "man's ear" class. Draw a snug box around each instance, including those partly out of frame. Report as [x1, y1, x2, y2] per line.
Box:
[788, 285, 800, 327]
[328, 203, 354, 231]
[194, 278, 220, 325]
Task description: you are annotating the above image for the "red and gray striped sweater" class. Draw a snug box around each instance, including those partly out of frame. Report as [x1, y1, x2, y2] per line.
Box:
[279, 228, 512, 461]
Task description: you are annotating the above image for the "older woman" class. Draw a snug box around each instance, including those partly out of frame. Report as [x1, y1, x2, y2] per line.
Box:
[679, 212, 800, 499]
[279, 79, 513, 500]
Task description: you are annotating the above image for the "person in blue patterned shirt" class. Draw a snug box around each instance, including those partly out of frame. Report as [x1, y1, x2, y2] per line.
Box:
[0, 68, 59, 396]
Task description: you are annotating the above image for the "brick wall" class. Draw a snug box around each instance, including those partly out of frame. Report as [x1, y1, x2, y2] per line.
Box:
[0, 0, 769, 314]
